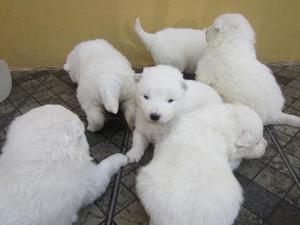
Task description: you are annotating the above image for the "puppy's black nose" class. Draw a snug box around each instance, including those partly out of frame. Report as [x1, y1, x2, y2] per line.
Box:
[150, 113, 160, 121]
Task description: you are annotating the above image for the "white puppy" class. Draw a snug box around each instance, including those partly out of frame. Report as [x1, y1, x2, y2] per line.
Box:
[126, 65, 222, 163]
[134, 18, 206, 73]
[0, 105, 127, 225]
[137, 104, 266, 225]
[64, 39, 136, 132]
[196, 13, 300, 127]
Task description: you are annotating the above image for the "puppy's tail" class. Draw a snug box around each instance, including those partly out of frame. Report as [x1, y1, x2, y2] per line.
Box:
[98, 78, 122, 114]
[134, 17, 155, 50]
[268, 112, 300, 127]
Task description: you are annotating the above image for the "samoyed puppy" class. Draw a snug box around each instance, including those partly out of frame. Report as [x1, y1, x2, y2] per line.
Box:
[64, 39, 136, 132]
[195, 13, 300, 127]
[126, 65, 222, 163]
[134, 18, 206, 73]
[0, 105, 128, 225]
[137, 104, 266, 225]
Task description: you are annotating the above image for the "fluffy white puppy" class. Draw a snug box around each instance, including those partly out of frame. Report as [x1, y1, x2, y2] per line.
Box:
[0, 105, 127, 225]
[137, 104, 266, 225]
[126, 65, 222, 163]
[64, 39, 136, 132]
[135, 18, 206, 73]
[196, 13, 300, 127]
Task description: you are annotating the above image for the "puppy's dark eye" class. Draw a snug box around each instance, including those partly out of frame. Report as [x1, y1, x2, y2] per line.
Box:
[144, 95, 149, 100]
[168, 99, 174, 103]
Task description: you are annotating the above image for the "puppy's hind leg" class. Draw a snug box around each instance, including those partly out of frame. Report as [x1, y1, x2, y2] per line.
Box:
[85, 106, 105, 132]
[77, 89, 105, 132]
[122, 99, 136, 130]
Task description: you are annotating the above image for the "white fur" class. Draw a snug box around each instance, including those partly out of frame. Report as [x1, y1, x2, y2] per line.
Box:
[137, 104, 266, 225]
[0, 105, 128, 225]
[196, 13, 300, 127]
[64, 39, 136, 132]
[135, 18, 206, 73]
[126, 65, 222, 163]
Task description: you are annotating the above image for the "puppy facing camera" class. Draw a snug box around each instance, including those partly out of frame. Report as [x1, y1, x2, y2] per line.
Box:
[126, 65, 222, 163]
[0, 105, 128, 225]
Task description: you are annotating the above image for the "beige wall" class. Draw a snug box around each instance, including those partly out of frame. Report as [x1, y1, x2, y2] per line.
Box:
[0, 0, 300, 69]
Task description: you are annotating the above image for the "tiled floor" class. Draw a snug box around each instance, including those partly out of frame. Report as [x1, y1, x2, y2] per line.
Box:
[0, 63, 299, 225]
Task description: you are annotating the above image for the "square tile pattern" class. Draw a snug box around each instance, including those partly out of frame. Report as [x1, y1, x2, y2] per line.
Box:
[0, 63, 299, 225]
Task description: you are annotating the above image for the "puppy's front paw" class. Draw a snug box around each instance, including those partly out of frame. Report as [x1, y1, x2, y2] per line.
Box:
[126, 149, 143, 163]
[108, 153, 128, 167]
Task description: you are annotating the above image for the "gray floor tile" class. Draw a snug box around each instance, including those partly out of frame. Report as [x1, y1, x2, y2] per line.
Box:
[295, 131, 300, 140]
[268, 200, 300, 225]
[269, 153, 300, 178]
[286, 79, 300, 90]
[21, 79, 43, 94]
[273, 125, 299, 137]
[122, 170, 138, 195]
[114, 200, 149, 225]
[269, 129, 293, 147]
[290, 100, 300, 111]
[282, 86, 300, 98]
[285, 185, 300, 209]
[234, 171, 251, 189]
[1, 112, 21, 133]
[285, 138, 300, 159]
[254, 166, 294, 197]
[90, 140, 121, 162]
[65, 97, 81, 109]
[122, 162, 140, 177]
[95, 183, 136, 215]
[75, 203, 105, 225]
[40, 75, 65, 89]
[267, 64, 286, 73]
[18, 98, 40, 114]
[12, 72, 33, 84]
[234, 207, 264, 225]
[243, 182, 281, 220]
[236, 159, 265, 179]
[286, 64, 300, 73]
[275, 74, 292, 85]
[277, 69, 300, 79]
[258, 145, 277, 164]
[36, 95, 71, 110]
[0, 99, 16, 116]
[0, 129, 5, 141]
[85, 131, 107, 148]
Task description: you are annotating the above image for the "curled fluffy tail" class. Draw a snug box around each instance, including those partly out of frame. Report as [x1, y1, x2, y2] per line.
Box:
[269, 112, 300, 127]
[134, 17, 154, 50]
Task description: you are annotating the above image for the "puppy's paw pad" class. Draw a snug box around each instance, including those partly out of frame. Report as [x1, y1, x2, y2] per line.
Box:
[126, 150, 143, 163]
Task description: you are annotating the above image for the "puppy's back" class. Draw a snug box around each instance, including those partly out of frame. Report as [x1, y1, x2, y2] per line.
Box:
[137, 108, 243, 225]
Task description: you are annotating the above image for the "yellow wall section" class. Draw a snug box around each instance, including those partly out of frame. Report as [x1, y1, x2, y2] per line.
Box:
[0, 0, 300, 69]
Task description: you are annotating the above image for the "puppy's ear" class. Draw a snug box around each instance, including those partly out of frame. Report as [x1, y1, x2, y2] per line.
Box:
[213, 19, 227, 33]
[134, 73, 143, 83]
[181, 80, 188, 91]
[235, 130, 255, 147]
